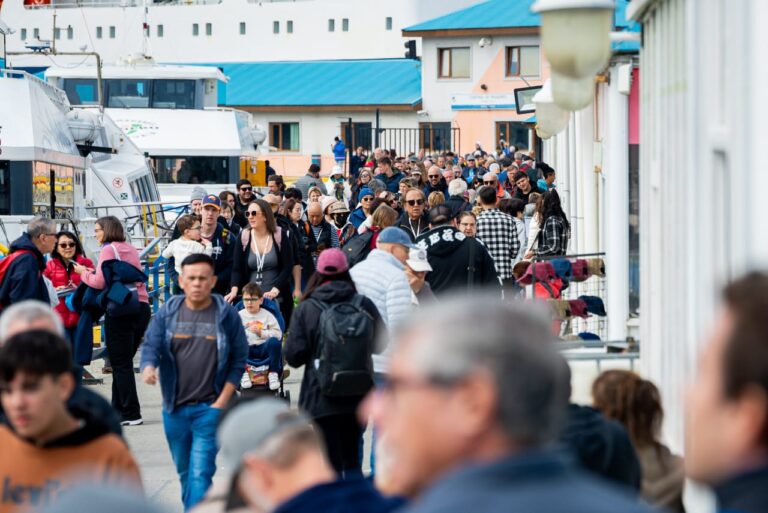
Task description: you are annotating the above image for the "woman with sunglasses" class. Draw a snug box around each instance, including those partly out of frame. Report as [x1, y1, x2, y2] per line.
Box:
[350, 169, 373, 210]
[231, 199, 296, 326]
[44, 231, 94, 345]
[349, 187, 374, 230]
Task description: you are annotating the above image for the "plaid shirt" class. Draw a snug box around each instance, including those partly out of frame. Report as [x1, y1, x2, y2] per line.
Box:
[535, 216, 569, 256]
[476, 208, 519, 280]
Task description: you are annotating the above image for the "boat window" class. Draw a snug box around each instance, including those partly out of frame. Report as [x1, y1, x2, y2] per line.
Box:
[106, 79, 150, 108]
[0, 161, 10, 216]
[153, 156, 231, 184]
[61, 78, 99, 105]
[152, 80, 196, 109]
[32, 162, 75, 217]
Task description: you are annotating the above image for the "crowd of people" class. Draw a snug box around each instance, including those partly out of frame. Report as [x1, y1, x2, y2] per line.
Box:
[0, 147, 766, 513]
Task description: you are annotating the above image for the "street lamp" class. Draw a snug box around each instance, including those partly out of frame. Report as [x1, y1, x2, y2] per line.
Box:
[533, 79, 571, 139]
[533, 0, 614, 109]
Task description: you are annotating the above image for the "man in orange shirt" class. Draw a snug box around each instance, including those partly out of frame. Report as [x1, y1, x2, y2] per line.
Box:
[0, 330, 141, 513]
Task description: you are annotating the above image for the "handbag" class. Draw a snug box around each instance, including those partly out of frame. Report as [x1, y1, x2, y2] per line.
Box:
[105, 244, 141, 317]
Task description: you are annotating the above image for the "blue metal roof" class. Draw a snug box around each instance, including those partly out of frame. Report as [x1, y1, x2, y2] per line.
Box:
[403, 0, 539, 32]
[203, 59, 422, 107]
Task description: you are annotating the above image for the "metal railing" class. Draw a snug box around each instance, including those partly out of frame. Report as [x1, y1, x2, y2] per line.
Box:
[367, 127, 461, 157]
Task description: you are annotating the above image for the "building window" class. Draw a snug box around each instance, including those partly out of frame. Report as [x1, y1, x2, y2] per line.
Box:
[33, 28, 40, 39]
[287, 20, 293, 33]
[328, 19, 335, 32]
[192, 23, 199, 36]
[340, 122, 373, 151]
[67, 26, 73, 39]
[273, 21, 279, 34]
[342, 18, 349, 31]
[20, 28, 27, 40]
[239, 22, 246, 35]
[385, 17, 392, 30]
[269, 123, 300, 152]
[506, 46, 540, 77]
[54, 28, 61, 40]
[157, 24, 164, 37]
[419, 122, 453, 152]
[205, 23, 212, 36]
[496, 121, 531, 151]
[438, 47, 470, 79]
[109, 26, 116, 38]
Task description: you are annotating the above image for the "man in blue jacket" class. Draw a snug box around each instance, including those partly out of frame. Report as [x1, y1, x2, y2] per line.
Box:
[141, 253, 248, 510]
[0, 217, 57, 310]
[332, 136, 346, 167]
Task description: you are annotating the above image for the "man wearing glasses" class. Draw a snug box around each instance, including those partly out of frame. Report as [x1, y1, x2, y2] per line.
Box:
[397, 189, 430, 242]
[0, 217, 58, 310]
[234, 179, 256, 228]
[423, 166, 448, 197]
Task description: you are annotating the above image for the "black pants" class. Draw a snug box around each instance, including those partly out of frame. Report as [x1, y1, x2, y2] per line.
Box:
[314, 413, 363, 476]
[105, 302, 151, 421]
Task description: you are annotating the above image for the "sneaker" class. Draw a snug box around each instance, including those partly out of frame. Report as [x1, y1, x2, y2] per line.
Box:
[240, 372, 253, 390]
[268, 372, 280, 391]
[120, 418, 143, 426]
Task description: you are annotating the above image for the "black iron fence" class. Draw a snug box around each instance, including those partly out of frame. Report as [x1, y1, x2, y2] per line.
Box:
[344, 126, 461, 157]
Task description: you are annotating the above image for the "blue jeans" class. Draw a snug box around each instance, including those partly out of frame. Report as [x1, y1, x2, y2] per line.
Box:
[162, 403, 221, 510]
[359, 372, 386, 475]
[247, 337, 282, 373]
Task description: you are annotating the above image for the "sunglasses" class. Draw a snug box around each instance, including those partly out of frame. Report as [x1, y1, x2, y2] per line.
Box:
[245, 210, 261, 217]
[57, 242, 76, 249]
[240, 186, 253, 192]
[361, 196, 373, 202]
[428, 175, 440, 179]
[406, 199, 425, 206]
[483, 181, 496, 185]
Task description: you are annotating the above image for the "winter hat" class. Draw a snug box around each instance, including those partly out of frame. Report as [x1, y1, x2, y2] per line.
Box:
[551, 258, 573, 282]
[567, 299, 590, 318]
[320, 196, 337, 213]
[190, 186, 207, 202]
[571, 259, 591, 282]
[358, 187, 373, 202]
[587, 258, 606, 277]
[316, 248, 350, 275]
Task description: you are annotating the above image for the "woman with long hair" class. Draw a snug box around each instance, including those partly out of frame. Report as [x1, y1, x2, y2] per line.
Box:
[284, 249, 381, 475]
[231, 198, 295, 325]
[350, 169, 373, 210]
[44, 231, 94, 344]
[75, 216, 150, 426]
[592, 371, 685, 512]
[533, 189, 570, 257]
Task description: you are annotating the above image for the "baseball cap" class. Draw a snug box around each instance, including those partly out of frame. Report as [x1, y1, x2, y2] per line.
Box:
[406, 247, 432, 272]
[218, 398, 312, 475]
[202, 194, 221, 210]
[316, 248, 349, 275]
[377, 226, 419, 249]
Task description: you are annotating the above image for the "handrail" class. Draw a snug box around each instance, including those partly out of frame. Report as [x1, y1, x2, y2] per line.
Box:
[139, 236, 164, 259]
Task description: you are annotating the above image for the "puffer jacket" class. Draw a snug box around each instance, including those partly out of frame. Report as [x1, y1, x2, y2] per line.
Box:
[44, 255, 94, 328]
[349, 249, 411, 373]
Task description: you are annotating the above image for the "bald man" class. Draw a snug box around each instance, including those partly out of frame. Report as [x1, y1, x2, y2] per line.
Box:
[0, 301, 123, 435]
[305, 202, 340, 269]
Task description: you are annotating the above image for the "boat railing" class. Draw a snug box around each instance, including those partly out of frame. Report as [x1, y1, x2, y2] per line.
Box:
[0, 68, 71, 110]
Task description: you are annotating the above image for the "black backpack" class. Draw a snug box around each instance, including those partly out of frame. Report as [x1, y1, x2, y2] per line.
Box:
[308, 296, 375, 397]
[342, 231, 374, 267]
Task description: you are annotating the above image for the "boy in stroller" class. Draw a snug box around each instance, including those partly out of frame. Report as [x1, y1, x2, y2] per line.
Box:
[238, 283, 283, 391]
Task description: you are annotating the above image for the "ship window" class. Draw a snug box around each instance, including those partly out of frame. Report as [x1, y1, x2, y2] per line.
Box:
[33, 28, 40, 39]
[61, 79, 99, 106]
[96, 26, 103, 39]
[106, 79, 150, 108]
[328, 19, 334, 32]
[386, 17, 392, 30]
[153, 157, 231, 185]
[0, 161, 10, 216]
[342, 18, 349, 31]
[273, 21, 279, 34]
[287, 20, 293, 33]
[54, 28, 61, 40]
[152, 80, 196, 109]
[67, 26, 74, 39]
[269, 122, 300, 152]
[157, 25, 164, 37]
[109, 26, 116, 38]
[206, 23, 212, 36]
[239, 22, 246, 35]
[21, 29, 27, 41]
[192, 24, 199, 36]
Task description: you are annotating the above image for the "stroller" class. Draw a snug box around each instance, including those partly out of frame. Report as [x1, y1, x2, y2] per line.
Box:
[236, 296, 291, 404]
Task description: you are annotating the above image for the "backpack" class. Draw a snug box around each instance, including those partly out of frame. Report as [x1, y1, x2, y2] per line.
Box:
[308, 295, 375, 397]
[342, 231, 374, 267]
[0, 250, 35, 310]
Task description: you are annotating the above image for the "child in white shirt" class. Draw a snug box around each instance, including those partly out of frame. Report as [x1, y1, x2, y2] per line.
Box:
[162, 214, 213, 277]
[239, 282, 283, 390]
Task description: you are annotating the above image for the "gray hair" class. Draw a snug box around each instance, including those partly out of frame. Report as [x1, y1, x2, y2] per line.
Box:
[394, 295, 569, 446]
[448, 178, 467, 197]
[27, 217, 56, 239]
[368, 178, 387, 196]
[0, 300, 65, 343]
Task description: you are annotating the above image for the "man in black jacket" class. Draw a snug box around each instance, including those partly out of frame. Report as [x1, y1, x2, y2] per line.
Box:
[416, 206, 500, 296]
[397, 189, 430, 242]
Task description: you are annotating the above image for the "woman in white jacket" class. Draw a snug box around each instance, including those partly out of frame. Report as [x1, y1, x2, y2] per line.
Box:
[523, 192, 544, 260]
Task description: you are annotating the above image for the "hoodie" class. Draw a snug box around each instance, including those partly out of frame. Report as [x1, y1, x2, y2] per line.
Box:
[416, 226, 500, 296]
[0, 233, 50, 308]
[0, 402, 141, 513]
[274, 477, 404, 513]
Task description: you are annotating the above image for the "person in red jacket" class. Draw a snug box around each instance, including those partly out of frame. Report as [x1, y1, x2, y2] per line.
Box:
[43, 231, 93, 345]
